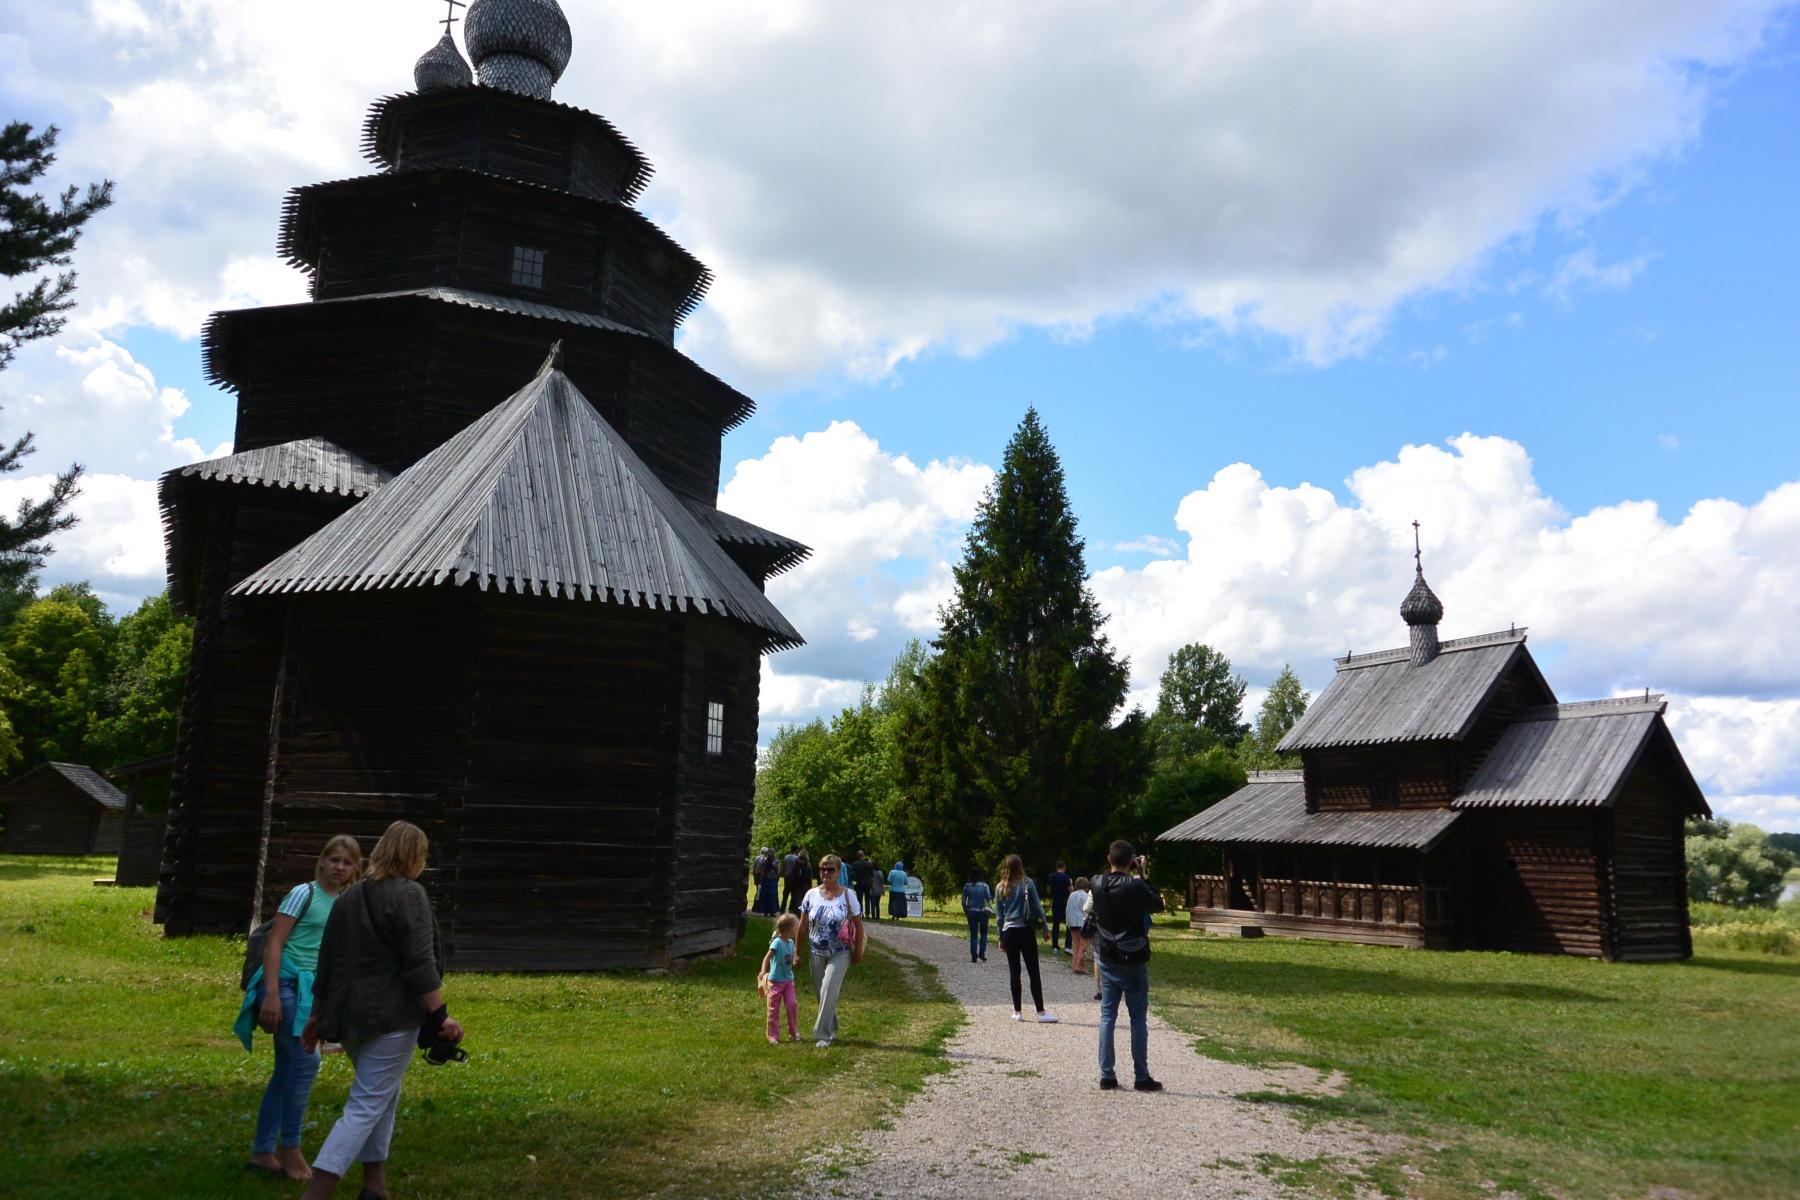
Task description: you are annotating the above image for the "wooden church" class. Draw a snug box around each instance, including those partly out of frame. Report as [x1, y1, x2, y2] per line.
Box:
[154, 0, 807, 970]
[1161, 539, 1707, 961]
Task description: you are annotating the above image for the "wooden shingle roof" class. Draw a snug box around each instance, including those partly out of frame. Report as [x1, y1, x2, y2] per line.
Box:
[171, 437, 390, 498]
[1454, 696, 1709, 813]
[1278, 630, 1550, 752]
[1157, 772, 1460, 851]
[683, 501, 811, 577]
[0, 763, 129, 811]
[232, 355, 803, 651]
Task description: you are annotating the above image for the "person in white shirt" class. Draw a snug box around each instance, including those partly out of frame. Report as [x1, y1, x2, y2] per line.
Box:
[1066, 877, 1092, 973]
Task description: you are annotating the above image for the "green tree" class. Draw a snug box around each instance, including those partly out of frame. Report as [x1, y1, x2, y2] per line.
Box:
[1130, 743, 1244, 891]
[0, 650, 22, 771]
[1, 584, 113, 768]
[2, 122, 115, 367]
[1155, 643, 1247, 747]
[895, 408, 1147, 895]
[86, 592, 191, 769]
[1238, 663, 1310, 771]
[1, 123, 108, 590]
[1686, 818, 1791, 908]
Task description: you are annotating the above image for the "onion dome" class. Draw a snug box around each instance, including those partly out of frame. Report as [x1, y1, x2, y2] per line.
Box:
[414, 33, 474, 92]
[1400, 568, 1444, 627]
[465, 0, 573, 100]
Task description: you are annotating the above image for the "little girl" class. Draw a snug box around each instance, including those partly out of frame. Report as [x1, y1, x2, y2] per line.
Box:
[760, 913, 801, 1044]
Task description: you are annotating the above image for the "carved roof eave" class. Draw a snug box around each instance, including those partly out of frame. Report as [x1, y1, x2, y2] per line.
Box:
[278, 167, 710, 323]
[359, 88, 653, 204]
[200, 288, 754, 432]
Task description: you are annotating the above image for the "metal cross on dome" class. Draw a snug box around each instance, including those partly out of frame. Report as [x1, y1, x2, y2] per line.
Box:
[1412, 519, 1422, 567]
[438, 0, 466, 36]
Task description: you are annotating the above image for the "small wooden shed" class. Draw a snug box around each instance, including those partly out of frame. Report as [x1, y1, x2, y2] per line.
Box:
[0, 763, 128, 855]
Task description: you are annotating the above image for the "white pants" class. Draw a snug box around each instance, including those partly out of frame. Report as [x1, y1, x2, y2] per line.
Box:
[313, 1028, 418, 1176]
[811, 950, 852, 1042]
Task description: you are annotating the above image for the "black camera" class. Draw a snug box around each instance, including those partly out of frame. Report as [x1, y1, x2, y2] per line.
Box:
[423, 1036, 468, 1066]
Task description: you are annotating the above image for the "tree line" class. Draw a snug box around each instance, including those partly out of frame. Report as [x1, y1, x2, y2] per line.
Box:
[751, 408, 1310, 898]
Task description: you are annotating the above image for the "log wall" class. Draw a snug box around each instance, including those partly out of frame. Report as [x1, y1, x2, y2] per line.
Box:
[1304, 741, 1459, 811]
[1462, 808, 1608, 957]
[0, 778, 114, 854]
[1605, 734, 1693, 961]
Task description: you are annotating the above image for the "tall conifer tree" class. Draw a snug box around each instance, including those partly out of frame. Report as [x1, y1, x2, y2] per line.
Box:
[896, 409, 1145, 892]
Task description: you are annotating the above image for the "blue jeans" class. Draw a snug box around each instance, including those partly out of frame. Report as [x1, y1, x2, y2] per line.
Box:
[965, 912, 989, 959]
[1097, 962, 1150, 1084]
[252, 977, 320, 1153]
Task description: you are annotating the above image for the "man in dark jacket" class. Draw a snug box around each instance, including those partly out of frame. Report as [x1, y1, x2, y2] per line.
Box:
[780, 846, 800, 913]
[849, 851, 876, 912]
[1046, 861, 1072, 953]
[1088, 839, 1164, 1092]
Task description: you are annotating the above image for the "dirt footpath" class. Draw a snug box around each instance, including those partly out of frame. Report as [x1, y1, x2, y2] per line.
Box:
[809, 920, 1401, 1199]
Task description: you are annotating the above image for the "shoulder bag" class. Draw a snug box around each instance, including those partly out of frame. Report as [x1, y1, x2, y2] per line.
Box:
[241, 882, 313, 989]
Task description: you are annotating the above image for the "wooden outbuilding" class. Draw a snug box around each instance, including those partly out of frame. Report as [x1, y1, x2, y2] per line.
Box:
[1160, 546, 1707, 961]
[152, 2, 807, 969]
[0, 763, 128, 855]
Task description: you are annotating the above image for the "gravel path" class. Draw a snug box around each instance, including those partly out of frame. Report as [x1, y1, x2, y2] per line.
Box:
[810, 920, 1401, 1198]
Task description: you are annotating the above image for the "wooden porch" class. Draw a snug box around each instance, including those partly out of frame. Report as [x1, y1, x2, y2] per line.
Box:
[1188, 873, 1454, 948]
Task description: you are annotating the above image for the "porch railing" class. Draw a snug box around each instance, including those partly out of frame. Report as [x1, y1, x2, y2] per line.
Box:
[1189, 874, 1449, 927]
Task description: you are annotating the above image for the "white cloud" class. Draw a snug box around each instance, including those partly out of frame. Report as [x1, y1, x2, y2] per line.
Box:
[719, 420, 992, 726]
[1543, 247, 1655, 307]
[0, 336, 228, 477]
[2, 1, 1784, 384]
[0, 471, 166, 609]
[1113, 535, 1182, 557]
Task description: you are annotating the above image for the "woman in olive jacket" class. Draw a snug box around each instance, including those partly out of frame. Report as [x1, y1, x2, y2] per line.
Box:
[301, 821, 464, 1200]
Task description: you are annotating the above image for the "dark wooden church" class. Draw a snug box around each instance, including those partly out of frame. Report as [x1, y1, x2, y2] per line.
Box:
[1161, 541, 1707, 961]
[154, 0, 806, 970]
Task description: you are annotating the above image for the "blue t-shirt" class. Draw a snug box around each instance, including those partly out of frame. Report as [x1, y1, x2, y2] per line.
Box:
[767, 936, 796, 983]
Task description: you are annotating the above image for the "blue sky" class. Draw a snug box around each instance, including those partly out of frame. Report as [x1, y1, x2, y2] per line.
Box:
[3, 2, 1798, 826]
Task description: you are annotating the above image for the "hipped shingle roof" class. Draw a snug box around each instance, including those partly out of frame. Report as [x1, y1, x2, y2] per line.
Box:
[1157, 772, 1460, 851]
[1454, 696, 1709, 813]
[231, 359, 803, 650]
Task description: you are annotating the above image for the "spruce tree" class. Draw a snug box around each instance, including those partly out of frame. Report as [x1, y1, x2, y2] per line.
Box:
[0, 122, 109, 587]
[896, 408, 1146, 893]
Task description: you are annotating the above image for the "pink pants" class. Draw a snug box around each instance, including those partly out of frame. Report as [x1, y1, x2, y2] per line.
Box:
[767, 980, 797, 1040]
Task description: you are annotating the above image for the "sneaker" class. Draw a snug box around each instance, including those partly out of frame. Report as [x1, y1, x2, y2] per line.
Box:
[1010, 1012, 1022, 1022]
[1093, 992, 1101, 1001]
[768, 1037, 779, 1046]
[815, 1038, 832, 1049]
[1037, 1011, 1058, 1023]
[1099, 1078, 1120, 1091]
[1133, 1078, 1164, 1092]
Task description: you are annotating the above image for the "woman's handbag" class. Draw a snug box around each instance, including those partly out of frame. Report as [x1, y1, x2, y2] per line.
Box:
[843, 899, 867, 965]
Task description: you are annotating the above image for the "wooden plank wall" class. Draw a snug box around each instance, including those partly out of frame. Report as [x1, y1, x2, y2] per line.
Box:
[390, 99, 641, 203]
[1454, 665, 1554, 790]
[115, 812, 168, 886]
[1606, 736, 1693, 961]
[1462, 809, 1608, 957]
[157, 498, 361, 934]
[257, 593, 473, 929]
[668, 622, 762, 960]
[451, 596, 682, 971]
[1304, 741, 1459, 811]
[0, 777, 107, 854]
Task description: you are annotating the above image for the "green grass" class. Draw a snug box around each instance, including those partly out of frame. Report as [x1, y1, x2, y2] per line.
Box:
[0, 856, 961, 1199]
[1151, 929, 1800, 1200]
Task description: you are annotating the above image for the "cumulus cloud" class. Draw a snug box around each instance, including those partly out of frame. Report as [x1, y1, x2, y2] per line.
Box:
[719, 420, 992, 708]
[0, 337, 228, 477]
[0, 472, 166, 610]
[2, 1, 1786, 384]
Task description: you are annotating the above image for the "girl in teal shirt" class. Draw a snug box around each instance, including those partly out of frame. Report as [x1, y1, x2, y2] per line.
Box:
[240, 835, 361, 1180]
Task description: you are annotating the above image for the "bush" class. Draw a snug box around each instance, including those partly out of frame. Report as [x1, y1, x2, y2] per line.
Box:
[1689, 894, 1800, 955]
[1686, 818, 1790, 907]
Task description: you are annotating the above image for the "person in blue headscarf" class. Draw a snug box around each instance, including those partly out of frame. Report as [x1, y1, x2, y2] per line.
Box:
[887, 860, 910, 919]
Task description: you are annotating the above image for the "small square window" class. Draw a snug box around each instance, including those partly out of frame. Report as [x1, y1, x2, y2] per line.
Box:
[705, 701, 725, 756]
[510, 245, 545, 289]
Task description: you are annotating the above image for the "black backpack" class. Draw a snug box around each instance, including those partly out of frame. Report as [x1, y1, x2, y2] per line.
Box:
[241, 882, 314, 989]
[1092, 877, 1151, 966]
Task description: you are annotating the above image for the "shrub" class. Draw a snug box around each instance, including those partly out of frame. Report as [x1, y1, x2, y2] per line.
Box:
[1686, 818, 1790, 907]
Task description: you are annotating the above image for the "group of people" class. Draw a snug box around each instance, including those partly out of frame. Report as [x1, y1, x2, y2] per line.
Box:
[237, 820, 466, 1197]
[750, 846, 915, 920]
[954, 842, 1169, 1091]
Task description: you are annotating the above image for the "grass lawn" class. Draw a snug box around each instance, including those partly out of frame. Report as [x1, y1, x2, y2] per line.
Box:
[1150, 929, 1800, 1200]
[0, 856, 960, 1199]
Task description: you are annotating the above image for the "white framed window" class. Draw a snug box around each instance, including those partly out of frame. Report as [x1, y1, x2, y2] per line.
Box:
[705, 701, 725, 755]
[510, 245, 546, 289]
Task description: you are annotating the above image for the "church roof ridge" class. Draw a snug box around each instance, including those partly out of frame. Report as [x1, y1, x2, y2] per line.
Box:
[1335, 627, 1527, 671]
